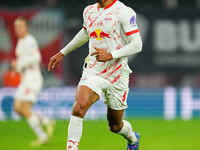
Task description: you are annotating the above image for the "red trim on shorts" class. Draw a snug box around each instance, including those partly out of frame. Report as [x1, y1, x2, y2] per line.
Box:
[104, 0, 118, 9]
[122, 91, 127, 103]
[107, 64, 122, 78]
[98, 59, 119, 75]
[25, 88, 31, 95]
[111, 74, 121, 84]
[125, 29, 139, 36]
[89, 60, 97, 68]
[100, 68, 108, 74]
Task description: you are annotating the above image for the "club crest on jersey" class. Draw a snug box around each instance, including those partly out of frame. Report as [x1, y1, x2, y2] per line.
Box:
[90, 29, 110, 40]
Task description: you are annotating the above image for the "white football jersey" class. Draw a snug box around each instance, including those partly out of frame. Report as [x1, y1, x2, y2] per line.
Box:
[83, 0, 139, 83]
[16, 34, 42, 82]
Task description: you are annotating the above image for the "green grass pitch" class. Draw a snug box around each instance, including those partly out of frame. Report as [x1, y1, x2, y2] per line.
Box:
[0, 119, 200, 150]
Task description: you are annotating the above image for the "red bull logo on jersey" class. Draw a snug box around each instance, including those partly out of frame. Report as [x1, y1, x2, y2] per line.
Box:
[90, 29, 110, 40]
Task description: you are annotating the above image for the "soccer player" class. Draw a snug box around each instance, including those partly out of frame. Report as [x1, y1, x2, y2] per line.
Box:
[48, 0, 142, 150]
[14, 17, 54, 146]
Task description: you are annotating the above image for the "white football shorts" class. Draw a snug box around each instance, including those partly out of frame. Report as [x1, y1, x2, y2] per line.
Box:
[15, 71, 43, 103]
[78, 69, 129, 110]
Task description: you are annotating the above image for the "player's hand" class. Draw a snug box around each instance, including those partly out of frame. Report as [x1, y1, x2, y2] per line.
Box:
[11, 59, 17, 69]
[91, 47, 113, 62]
[48, 52, 64, 71]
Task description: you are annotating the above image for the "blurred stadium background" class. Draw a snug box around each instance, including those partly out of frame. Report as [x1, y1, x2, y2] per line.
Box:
[0, 0, 200, 150]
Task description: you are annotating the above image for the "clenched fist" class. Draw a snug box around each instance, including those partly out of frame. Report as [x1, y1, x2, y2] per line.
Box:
[48, 52, 64, 71]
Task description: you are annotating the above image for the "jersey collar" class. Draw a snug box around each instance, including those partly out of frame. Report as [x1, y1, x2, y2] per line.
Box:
[104, 0, 118, 10]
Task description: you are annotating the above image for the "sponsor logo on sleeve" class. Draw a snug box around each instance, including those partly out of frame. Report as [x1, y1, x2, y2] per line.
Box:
[130, 16, 136, 26]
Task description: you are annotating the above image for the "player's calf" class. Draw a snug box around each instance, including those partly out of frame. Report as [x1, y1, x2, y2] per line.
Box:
[67, 86, 99, 150]
[109, 123, 123, 133]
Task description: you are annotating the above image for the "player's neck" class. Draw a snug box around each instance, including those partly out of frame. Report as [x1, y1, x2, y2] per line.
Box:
[98, 0, 114, 8]
[19, 32, 29, 39]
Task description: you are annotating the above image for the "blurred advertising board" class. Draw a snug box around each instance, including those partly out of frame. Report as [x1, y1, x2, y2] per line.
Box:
[0, 87, 200, 120]
[132, 9, 200, 73]
[0, 9, 64, 75]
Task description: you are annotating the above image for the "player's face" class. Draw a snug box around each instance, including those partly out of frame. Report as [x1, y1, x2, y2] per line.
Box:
[14, 20, 28, 38]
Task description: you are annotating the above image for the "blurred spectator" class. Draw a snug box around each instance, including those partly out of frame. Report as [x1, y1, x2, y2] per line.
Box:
[46, 0, 58, 8]
[163, 0, 178, 9]
[3, 60, 21, 87]
[35, 0, 60, 8]
[197, 0, 200, 7]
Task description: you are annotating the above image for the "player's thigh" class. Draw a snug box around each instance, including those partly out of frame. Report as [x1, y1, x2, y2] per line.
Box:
[20, 101, 33, 112]
[18, 101, 33, 118]
[14, 100, 22, 112]
[14, 100, 32, 117]
[107, 107, 124, 126]
[72, 85, 100, 116]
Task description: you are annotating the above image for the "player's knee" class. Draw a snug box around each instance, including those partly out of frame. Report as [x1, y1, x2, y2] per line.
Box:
[72, 102, 88, 118]
[14, 103, 21, 114]
[109, 124, 123, 133]
[19, 109, 27, 117]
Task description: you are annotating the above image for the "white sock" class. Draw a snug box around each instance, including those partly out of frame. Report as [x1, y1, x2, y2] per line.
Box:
[27, 114, 47, 140]
[39, 115, 51, 125]
[67, 116, 83, 150]
[118, 120, 138, 145]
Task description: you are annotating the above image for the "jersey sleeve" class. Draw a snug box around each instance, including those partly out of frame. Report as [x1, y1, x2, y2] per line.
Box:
[111, 7, 142, 59]
[83, 15, 87, 30]
[82, 4, 96, 30]
[83, 7, 88, 30]
[118, 7, 139, 36]
[60, 28, 89, 55]
[60, 6, 91, 56]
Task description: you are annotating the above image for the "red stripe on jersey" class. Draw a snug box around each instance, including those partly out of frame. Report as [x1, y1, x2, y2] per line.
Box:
[111, 74, 121, 84]
[104, 0, 118, 9]
[89, 12, 104, 27]
[83, 26, 87, 30]
[125, 29, 139, 36]
[84, 5, 96, 16]
[122, 91, 127, 103]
